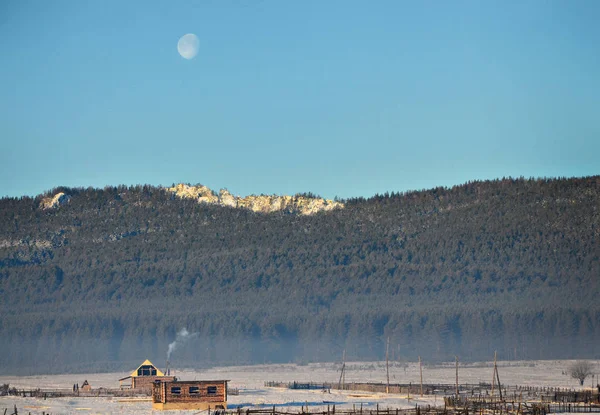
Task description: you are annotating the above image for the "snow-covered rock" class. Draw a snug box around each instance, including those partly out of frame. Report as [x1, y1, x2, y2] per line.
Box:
[219, 189, 238, 208]
[166, 184, 343, 215]
[40, 192, 71, 210]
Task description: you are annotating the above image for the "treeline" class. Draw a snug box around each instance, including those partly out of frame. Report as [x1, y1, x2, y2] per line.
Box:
[0, 176, 598, 374]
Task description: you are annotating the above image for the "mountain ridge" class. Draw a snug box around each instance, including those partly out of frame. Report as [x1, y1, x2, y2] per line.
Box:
[166, 183, 343, 215]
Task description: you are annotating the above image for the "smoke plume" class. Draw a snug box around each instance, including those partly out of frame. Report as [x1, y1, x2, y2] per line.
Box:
[167, 328, 198, 360]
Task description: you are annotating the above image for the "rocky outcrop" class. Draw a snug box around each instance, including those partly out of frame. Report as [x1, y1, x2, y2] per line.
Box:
[219, 189, 237, 208]
[166, 184, 343, 215]
[40, 192, 71, 210]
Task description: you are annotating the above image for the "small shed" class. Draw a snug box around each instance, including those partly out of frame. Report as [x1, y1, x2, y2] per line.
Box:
[152, 379, 228, 411]
[119, 359, 175, 391]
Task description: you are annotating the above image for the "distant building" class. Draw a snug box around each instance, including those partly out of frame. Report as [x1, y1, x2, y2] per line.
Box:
[152, 379, 228, 411]
[119, 359, 175, 391]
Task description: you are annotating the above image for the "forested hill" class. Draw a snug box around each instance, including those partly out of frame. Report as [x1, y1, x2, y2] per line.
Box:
[1, 176, 598, 374]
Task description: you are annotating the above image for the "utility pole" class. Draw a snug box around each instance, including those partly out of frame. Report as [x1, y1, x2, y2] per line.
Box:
[491, 351, 496, 399]
[386, 337, 390, 394]
[491, 351, 503, 401]
[419, 356, 423, 397]
[338, 350, 346, 390]
[455, 356, 459, 397]
[495, 353, 503, 401]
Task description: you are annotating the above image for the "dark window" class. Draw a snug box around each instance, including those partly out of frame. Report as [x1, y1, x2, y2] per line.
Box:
[138, 365, 156, 376]
[207, 386, 217, 395]
[189, 387, 200, 394]
[171, 387, 181, 395]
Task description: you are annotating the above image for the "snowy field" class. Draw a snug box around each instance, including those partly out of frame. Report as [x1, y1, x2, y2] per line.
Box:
[1, 360, 598, 415]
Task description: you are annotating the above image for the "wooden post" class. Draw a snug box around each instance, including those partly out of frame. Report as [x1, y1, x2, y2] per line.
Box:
[338, 350, 346, 390]
[386, 337, 390, 394]
[495, 353, 503, 401]
[419, 356, 423, 397]
[456, 356, 459, 397]
[491, 351, 497, 400]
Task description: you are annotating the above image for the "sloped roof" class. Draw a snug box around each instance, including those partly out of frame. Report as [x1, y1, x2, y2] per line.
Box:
[130, 359, 165, 377]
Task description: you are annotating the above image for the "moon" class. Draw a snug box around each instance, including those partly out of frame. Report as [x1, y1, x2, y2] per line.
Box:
[177, 34, 199, 60]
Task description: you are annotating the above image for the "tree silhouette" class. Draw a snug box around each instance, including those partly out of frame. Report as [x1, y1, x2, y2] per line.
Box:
[569, 361, 594, 386]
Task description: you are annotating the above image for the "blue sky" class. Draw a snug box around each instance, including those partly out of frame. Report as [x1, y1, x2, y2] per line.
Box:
[1, 0, 598, 200]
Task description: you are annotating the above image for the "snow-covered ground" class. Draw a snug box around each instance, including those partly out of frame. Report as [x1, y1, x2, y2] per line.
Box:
[1, 360, 598, 415]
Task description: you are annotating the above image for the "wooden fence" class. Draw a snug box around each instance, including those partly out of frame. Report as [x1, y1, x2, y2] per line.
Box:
[534, 403, 600, 413]
[6, 401, 600, 415]
[225, 404, 455, 415]
[2, 387, 148, 399]
[266, 381, 599, 402]
[2, 386, 240, 399]
[445, 396, 600, 414]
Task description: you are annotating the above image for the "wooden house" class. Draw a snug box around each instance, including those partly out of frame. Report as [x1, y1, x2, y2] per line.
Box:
[119, 359, 176, 391]
[152, 379, 228, 411]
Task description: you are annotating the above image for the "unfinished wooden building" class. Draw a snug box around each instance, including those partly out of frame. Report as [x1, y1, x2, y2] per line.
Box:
[152, 379, 229, 411]
[118, 359, 175, 391]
